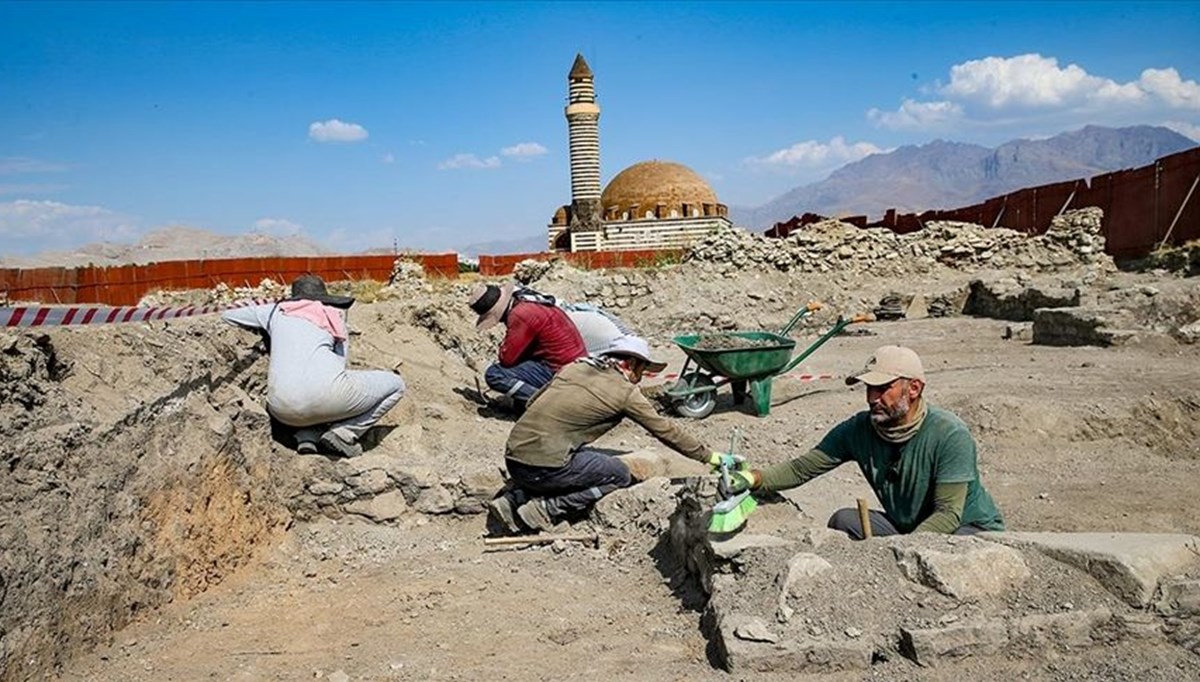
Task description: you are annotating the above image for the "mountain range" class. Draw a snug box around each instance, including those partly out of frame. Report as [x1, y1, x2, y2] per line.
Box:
[732, 125, 1198, 229]
[0, 226, 329, 269]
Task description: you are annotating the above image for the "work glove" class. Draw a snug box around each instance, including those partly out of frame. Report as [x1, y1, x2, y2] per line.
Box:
[719, 470, 760, 498]
[708, 452, 747, 472]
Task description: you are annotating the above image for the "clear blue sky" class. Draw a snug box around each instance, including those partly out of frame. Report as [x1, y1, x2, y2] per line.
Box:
[2, 1, 1198, 255]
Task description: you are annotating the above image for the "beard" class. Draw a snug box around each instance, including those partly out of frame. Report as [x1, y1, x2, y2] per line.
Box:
[870, 391, 910, 426]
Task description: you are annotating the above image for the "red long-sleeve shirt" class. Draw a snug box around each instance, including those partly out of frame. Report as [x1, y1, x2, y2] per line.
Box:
[498, 301, 587, 371]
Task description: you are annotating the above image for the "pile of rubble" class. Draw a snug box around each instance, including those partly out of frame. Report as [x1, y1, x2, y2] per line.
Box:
[138, 279, 287, 307]
[686, 208, 1111, 276]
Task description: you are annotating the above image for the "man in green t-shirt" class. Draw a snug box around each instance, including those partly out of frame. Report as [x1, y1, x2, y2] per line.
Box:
[727, 345, 1004, 539]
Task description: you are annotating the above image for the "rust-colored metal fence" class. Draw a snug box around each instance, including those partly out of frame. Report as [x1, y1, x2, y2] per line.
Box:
[767, 147, 1200, 259]
[0, 253, 459, 307]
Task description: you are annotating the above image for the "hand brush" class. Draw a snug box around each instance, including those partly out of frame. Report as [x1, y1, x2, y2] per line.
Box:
[708, 428, 757, 535]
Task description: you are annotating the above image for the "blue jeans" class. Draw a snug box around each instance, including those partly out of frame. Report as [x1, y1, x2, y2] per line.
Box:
[485, 360, 555, 404]
[506, 448, 632, 520]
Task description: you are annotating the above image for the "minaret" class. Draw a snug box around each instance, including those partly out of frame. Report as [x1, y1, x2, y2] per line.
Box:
[565, 53, 602, 231]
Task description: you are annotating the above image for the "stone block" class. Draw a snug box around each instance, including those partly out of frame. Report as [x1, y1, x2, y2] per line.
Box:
[899, 620, 1008, 666]
[1031, 307, 1138, 347]
[1003, 323, 1032, 341]
[344, 469, 391, 496]
[778, 552, 833, 595]
[1156, 577, 1200, 616]
[776, 552, 834, 622]
[719, 614, 872, 673]
[710, 534, 792, 561]
[307, 480, 344, 496]
[1113, 612, 1162, 639]
[459, 468, 504, 500]
[453, 497, 486, 515]
[345, 490, 408, 523]
[591, 478, 678, 533]
[905, 293, 929, 320]
[1007, 608, 1112, 650]
[891, 537, 1030, 600]
[395, 466, 439, 501]
[344, 451, 408, 478]
[413, 484, 456, 514]
[983, 531, 1200, 607]
[965, 279, 1080, 321]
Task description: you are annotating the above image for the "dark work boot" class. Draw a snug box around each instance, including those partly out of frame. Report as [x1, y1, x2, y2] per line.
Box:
[515, 498, 554, 532]
[319, 430, 363, 459]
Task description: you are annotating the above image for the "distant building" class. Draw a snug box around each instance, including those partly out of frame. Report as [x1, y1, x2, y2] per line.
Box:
[549, 54, 731, 252]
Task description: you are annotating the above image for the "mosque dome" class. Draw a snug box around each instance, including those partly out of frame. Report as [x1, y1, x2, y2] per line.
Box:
[600, 160, 724, 221]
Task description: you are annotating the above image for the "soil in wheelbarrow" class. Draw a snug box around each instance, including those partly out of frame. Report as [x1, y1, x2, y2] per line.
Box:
[692, 335, 781, 350]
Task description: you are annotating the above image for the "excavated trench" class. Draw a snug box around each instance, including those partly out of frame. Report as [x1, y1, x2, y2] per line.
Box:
[0, 323, 294, 680]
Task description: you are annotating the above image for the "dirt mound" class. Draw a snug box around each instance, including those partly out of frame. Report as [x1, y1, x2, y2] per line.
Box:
[0, 321, 297, 680]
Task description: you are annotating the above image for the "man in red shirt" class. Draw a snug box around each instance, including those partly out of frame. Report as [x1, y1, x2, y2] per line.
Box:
[468, 282, 587, 410]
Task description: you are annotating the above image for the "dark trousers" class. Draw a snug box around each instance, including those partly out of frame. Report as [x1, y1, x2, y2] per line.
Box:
[506, 448, 632, 520]
[827, 507, 987, 540]
[485, 360, 555, 404]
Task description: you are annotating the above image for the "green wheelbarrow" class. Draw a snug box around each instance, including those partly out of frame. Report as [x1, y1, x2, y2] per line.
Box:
[666, 303, 869, 419]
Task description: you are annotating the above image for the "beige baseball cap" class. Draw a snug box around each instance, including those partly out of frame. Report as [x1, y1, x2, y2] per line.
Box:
[845, 345, 925, 386]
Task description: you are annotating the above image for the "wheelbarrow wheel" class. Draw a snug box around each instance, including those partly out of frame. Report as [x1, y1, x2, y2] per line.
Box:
[672, 372, 717, 419]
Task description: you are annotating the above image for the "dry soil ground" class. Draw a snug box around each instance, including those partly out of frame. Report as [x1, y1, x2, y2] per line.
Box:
[10, 260, 1199, 681]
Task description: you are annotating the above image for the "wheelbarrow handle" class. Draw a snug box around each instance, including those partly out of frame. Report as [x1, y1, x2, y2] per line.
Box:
[777, 313, 867, 375]
[777, 300, 824, 337]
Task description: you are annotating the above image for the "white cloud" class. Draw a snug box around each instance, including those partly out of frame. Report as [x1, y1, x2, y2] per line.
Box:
[500, 142, 548, 160]
[308, 119, 369, 143]
[746, 136, 886, 171]
[870, 53, 1200, 132]
[0, 157, 70, 175]
[253, 217, 304, 237]
[437, 153, 501, 170]
[1164, 120, 1200, 142]
[381, 153, 395, 164]
[868, 99, 965, 130]
[0, 199, 141, 252]
[1139, 68, 1200, 109]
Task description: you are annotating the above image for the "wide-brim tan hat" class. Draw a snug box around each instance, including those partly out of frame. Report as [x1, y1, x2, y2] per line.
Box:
[846, 345, 925, 386]
[468, 282, 515, 330]
[602, 335, 668, 373]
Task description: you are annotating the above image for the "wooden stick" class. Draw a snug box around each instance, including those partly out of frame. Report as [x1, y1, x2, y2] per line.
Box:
[483, 533, 598, 547]
[856, 498, 873, 539]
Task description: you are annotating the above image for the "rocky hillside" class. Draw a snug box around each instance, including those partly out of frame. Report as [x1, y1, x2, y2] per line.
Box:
[0, 225, 330, 268]
[734, 125, 1197, 228]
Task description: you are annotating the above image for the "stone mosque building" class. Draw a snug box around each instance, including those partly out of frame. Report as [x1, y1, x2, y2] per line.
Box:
[548, 54, 732, 252]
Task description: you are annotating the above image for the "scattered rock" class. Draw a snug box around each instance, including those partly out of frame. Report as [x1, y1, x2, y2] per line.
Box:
[892, 537, 1031, 600]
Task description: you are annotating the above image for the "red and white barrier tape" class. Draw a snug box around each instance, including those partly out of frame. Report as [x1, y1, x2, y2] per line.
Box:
[2, 299, 273, 328]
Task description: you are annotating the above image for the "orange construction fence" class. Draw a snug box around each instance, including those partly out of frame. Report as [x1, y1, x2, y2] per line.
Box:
[1, 253, 459, 307]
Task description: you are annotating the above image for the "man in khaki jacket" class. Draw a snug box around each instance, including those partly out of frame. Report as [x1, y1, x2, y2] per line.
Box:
[489, 335, 731, 533]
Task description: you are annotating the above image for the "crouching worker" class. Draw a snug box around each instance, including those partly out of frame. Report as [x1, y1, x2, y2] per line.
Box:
[489, 335, 734, 533]
[726, 346, 1004, 539]
[221, 274, 406, 459]
[468, 282, 586, 410]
